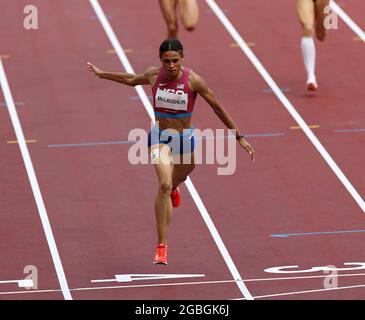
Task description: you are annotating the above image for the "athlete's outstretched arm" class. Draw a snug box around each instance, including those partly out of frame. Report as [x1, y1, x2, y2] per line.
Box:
[87, 62, 156, 86]
[192, 73, 255, 161]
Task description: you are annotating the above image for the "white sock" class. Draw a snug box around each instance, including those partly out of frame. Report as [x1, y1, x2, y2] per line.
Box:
[301, 37, 316, 83]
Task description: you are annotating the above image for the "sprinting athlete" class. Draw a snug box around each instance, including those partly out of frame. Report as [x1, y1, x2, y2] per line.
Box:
[297, 0, 330, 91]
[87, 39, 255, 265]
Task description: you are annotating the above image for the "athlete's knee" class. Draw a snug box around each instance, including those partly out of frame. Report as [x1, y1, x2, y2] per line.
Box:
[159, 180, 173, 196]
[303, 25, 314, 37]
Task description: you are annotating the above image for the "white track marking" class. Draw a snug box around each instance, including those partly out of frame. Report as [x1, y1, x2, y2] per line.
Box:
[184, 178, 253, 298]
[235, 283, 365, 300]
[331, 1, 365, 42]
[92, 274, 205, 283]
[3, 272, 365, 296]
[89, 0, 253, 300]
[206, 0, 365, 213]
[0, 279, 33, 288]
[0, 60, 72, 300]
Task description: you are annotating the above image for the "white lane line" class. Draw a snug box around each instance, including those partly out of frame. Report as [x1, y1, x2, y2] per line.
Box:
[0, 59, 72, 300]
[184, 178, 253, 299]
[89, 0, 253, 300]
[0, 289, 61, 296]
[88, 1, 155, 122]
[331, 0, 365, 42]
[206, 0, 365, 214]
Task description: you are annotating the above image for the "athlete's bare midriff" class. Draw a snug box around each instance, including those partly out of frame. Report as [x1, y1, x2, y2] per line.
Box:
[155, 116, 192, 133]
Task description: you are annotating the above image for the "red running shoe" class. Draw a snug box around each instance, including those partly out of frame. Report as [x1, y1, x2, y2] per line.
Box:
[170, 187, 181, 208]
[153, 243, 168, 265]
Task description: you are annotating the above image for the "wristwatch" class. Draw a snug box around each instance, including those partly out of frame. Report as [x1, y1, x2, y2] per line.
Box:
[236, 133, 245, 140]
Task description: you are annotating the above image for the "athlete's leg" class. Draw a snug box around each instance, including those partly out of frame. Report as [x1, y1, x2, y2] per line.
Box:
[172, 152, 195, 191]
[314, 0, 330, 41]
[297, 0, 315, 37]
[297, 0, 318, 89]
[151, 144, 174, 245]
[159, 0, 179, 38]
[177, 0, 199, 32]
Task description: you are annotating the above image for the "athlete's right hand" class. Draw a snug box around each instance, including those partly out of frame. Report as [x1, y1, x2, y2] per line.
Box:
[87, 62, 103, 78]
[239, 138, 255, 163]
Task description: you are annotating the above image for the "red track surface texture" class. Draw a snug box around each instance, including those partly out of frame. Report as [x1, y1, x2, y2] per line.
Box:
[0, 0, 365, 300]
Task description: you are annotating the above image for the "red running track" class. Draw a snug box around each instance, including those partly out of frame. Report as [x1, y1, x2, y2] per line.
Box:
[0, 0, 365, 300]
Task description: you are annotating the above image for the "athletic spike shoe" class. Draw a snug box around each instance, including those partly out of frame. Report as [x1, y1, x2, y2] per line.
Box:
[170, 187, 181, 208]
[153, 243, 168, 265]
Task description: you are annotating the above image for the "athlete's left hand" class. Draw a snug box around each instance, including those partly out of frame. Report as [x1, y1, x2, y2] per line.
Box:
[239, 138, 255, 163]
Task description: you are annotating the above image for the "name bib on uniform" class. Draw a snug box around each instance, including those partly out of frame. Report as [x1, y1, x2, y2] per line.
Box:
[155, 88, 188, 111]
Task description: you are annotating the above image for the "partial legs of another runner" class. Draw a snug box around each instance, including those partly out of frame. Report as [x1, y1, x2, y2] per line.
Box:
[159, 0, 199, 38]
[159, 0, 179, 39]
[297, 0, 318, 90]
[314, 0, 330, 41]
[178, 0, 199, 33]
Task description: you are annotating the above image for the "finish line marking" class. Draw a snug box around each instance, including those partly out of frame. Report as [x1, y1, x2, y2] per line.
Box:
[233, 282, 365, 300]
[4, 272, 365, 296]
[91, 274, 206, 284]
